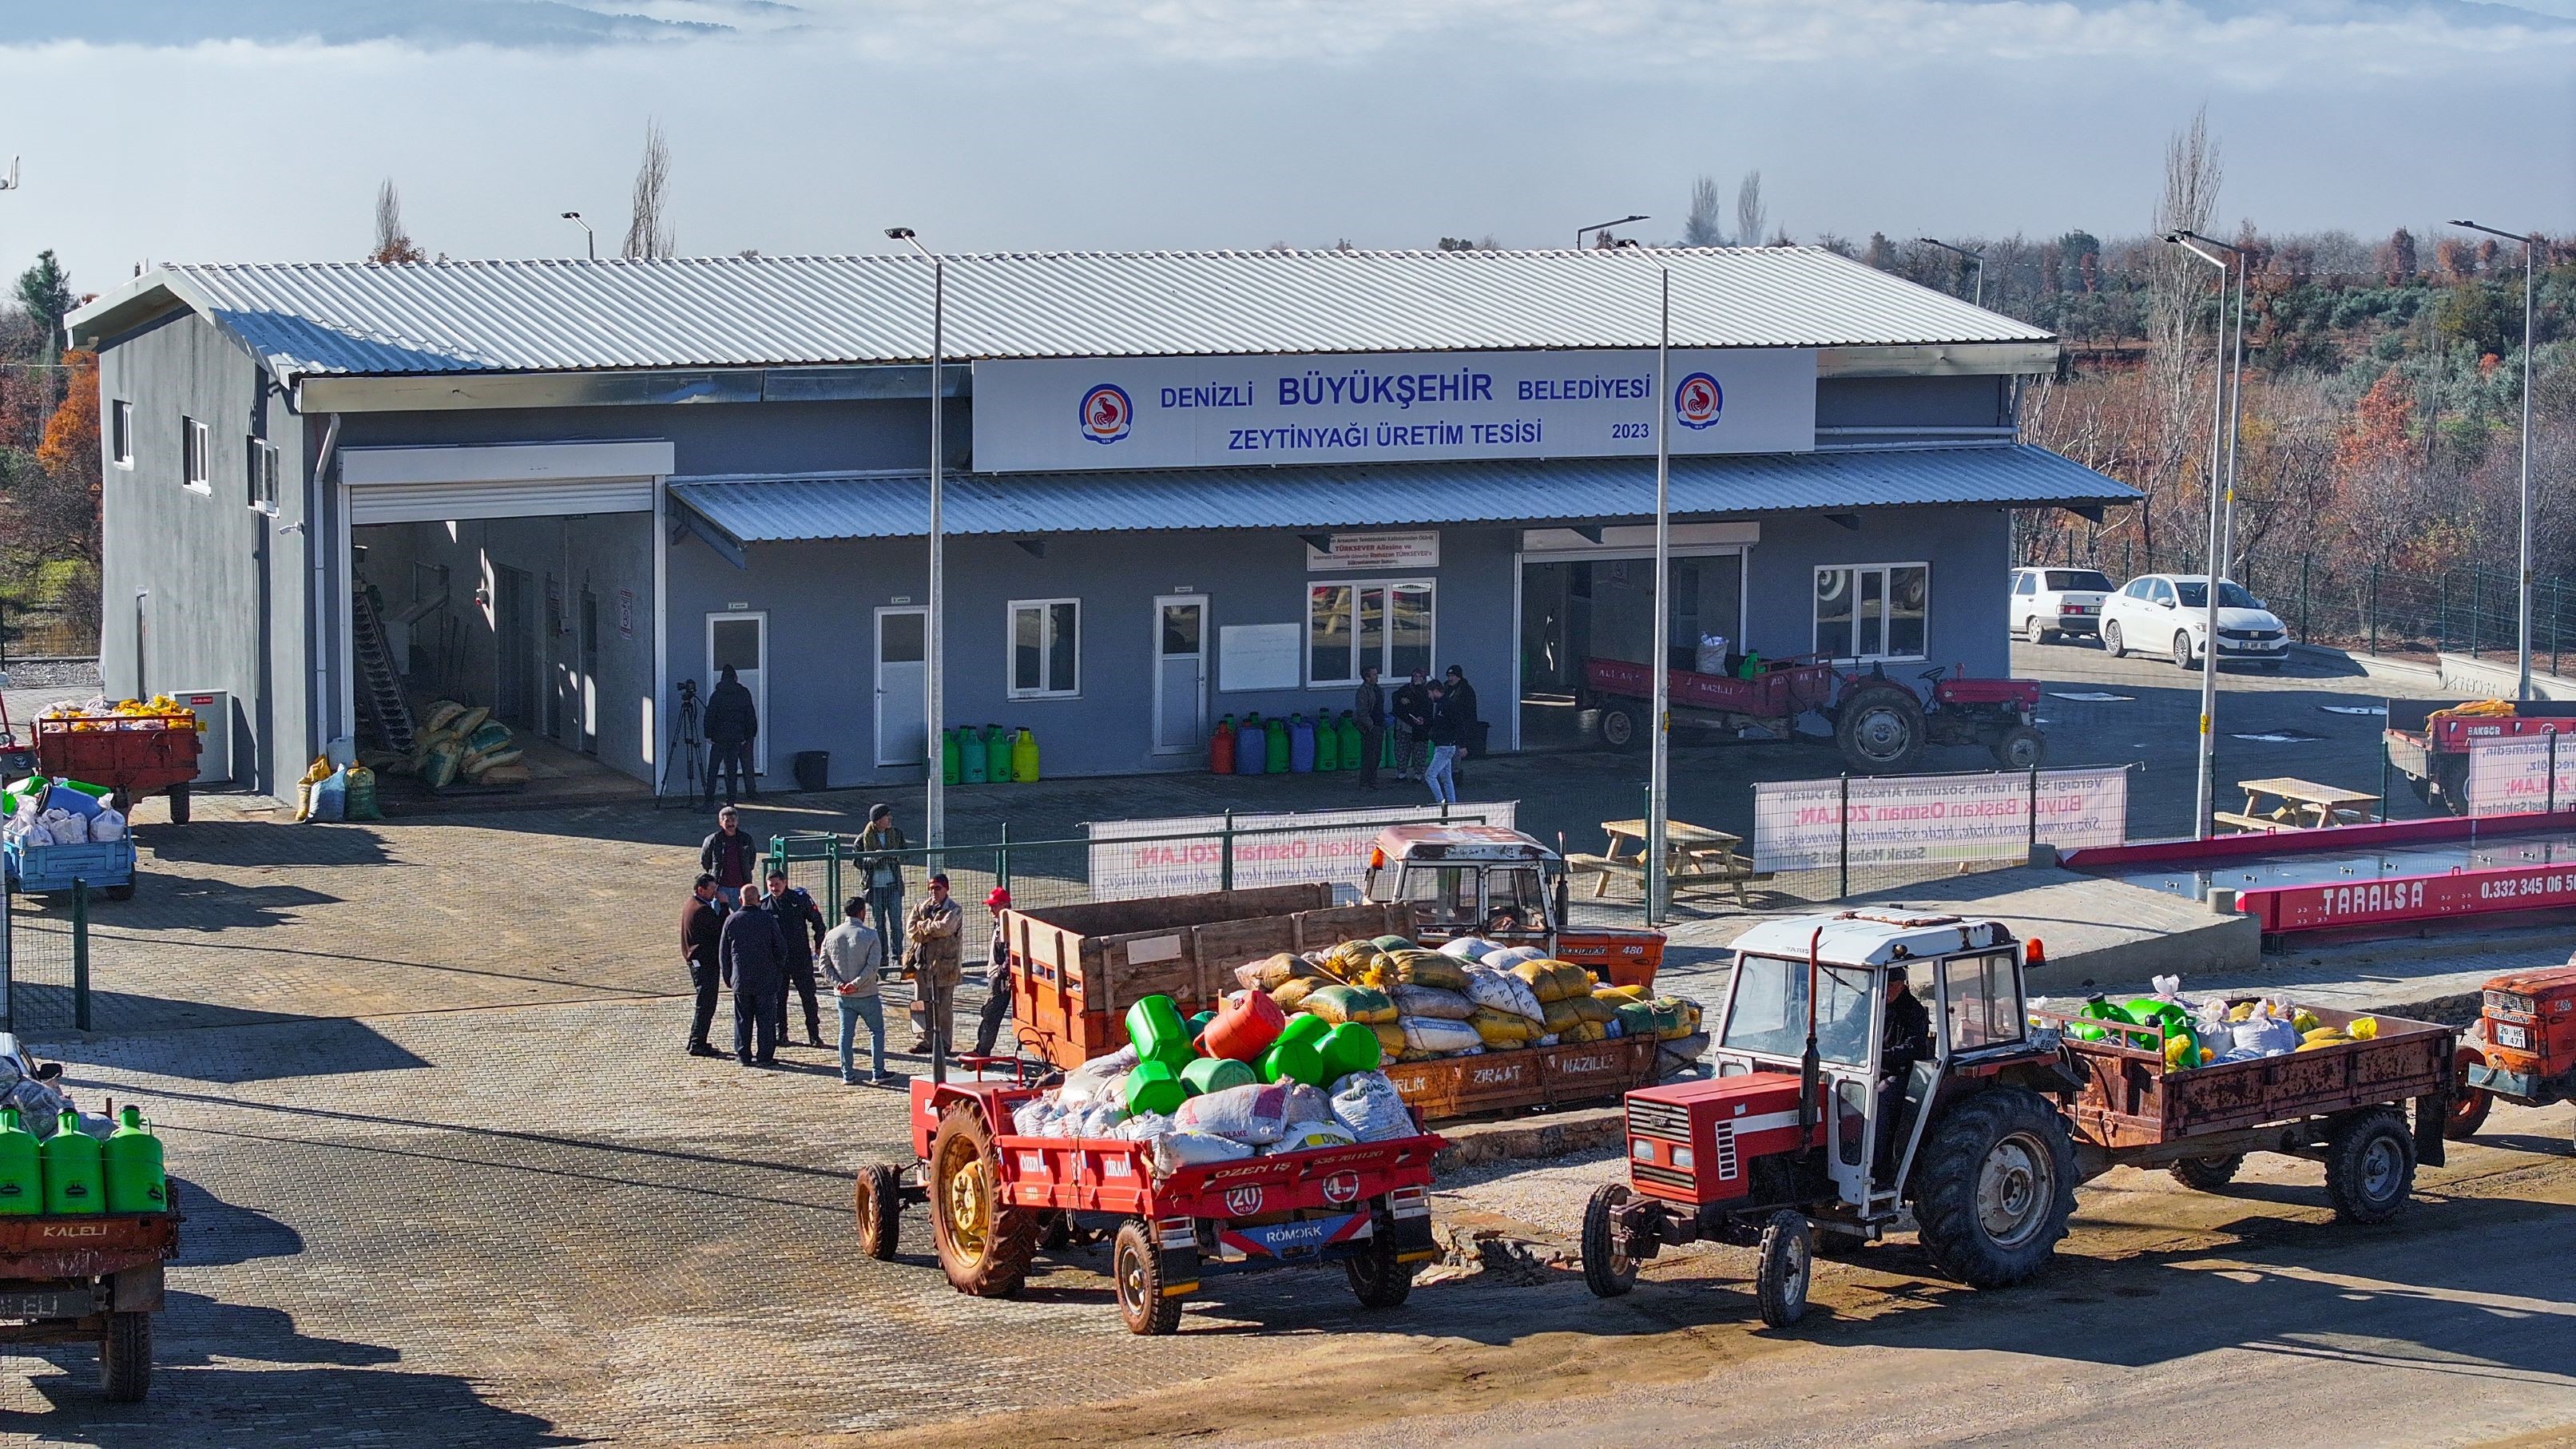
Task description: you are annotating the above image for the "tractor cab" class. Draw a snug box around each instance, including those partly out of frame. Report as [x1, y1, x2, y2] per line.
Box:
[2447, 956, 2576, 1140]
[1361, 824, 1666, 990]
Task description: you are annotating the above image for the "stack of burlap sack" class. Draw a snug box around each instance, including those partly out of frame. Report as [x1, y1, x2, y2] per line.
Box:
[1240, 935, 1702, 1064]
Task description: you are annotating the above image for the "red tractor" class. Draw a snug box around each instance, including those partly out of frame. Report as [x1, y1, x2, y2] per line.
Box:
[2447, 956, 2576, 1146]
[1581, 656, 2042, 775]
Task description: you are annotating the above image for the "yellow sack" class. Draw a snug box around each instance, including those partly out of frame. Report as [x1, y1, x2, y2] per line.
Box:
[1302, 984, 1398, 1026]
[1391, 951, 1470, 994]
[1271, 978, 1322, 1011]
[1541, 997, 1583, 1035]
[1239, 952, 1316, 992]
[451, 705, 492, 737]
[1560, 1018, 1608, 1044]
[2300, 1026, 2348, 1046]
[1511, 959, 1592, 1004]
[2290, 1009, 2320, 1034]
[1468, 1006, 1541, 1049]
[424, 701, 468, 733]
[1594, 984, 1649, 1007]
[1373, 1022, 1408, 1058]
[2348, 1017, 2379, 1041]
[1653, 997, 1703, 1041]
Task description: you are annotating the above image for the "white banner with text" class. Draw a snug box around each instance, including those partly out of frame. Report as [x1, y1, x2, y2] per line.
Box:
[2467, 735, 2576, 816]
[1752, 768, 2129, 873]
[1088, 802, 1518, 901]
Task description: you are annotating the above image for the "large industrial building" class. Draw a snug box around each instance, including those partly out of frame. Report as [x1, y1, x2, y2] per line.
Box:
[65, 248, 2137, 800]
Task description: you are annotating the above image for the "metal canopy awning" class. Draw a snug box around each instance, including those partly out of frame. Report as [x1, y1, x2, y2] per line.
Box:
[665, 444, 2137, 549]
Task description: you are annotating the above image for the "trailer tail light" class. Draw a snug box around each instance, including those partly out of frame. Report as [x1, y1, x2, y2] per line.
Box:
[1156, 1216, 1196, 1249]
[1387, 1185, 1430, 1220]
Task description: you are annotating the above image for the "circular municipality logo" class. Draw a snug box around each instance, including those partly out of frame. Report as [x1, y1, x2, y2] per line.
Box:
[1674, 371, 1725, 431]
[1321, 1170, 1362, 1206]
[1224, 1184, 1266, 1217]
[1079, 383, 1133, 445]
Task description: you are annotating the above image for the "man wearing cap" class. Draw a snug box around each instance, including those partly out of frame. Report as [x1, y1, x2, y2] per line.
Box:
[903, 872, 964, 1054]
[858, 803, 907, 947]
[974, 887, 1015, 1058]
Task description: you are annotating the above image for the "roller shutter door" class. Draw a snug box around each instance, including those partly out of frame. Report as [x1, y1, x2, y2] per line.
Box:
[347, 474, 656, 525]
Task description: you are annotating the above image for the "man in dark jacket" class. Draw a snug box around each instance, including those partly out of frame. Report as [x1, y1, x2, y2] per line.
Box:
[762, 867, 829, 1048]
[1391, 669, 1433, 782]
[680, 873, 730, 1058]
[719, 883, 788, 1066]
[1423, 681, 1463, 804]
[700, 806, 758, 894]
[701, 665, 759, 807]
[1352, 665, 1385, 791]
[1442, 664, 1480, 788]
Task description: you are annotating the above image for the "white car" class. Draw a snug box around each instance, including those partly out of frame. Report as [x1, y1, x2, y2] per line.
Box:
[2099, 574, 2289, 670]
[2009, 566, 2114, 643]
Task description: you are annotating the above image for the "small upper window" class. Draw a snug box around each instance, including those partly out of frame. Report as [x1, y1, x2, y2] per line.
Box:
[110, 400, 133, 468]
[181, 416, 210, 492]
[248, 437, 279, 513]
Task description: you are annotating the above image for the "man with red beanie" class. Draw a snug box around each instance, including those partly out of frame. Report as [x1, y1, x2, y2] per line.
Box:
[974, 886, 1015, 1058]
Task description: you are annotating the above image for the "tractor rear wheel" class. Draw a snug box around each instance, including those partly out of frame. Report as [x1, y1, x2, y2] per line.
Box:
[928, 1100, 1039, 1296]
[1753, 1210, 1812, 1328]
[2324, 1106, 2415, 1225]
[1345, 1210, 1417, 1309]
[855, 1163, 903, 1260]
[1911, 1087, 2076, 1288]
[2447, 1046, 2495, 1139]
[1581, 1182, 1639, 1298]
[1835, 684, 1925, 775]
[2168, 1154, 2245, 1193]
[1113, 1218, 1185, 1335]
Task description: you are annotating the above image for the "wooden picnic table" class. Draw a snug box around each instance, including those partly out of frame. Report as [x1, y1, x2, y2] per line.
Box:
[2217, 776, 2382, 834]
[1566, 818, 1759, 907]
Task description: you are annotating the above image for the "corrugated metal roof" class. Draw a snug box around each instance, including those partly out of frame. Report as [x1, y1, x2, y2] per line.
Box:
[71, 248, 2050, 382]
[667, 444, 2137, 544]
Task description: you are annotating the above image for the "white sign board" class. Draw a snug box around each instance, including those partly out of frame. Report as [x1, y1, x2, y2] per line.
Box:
[2467, 735, 2576, 816]
[1218, 623, 1302, 692]
[1752, 768, 2129, 872]
[1088, 803, 1520, 902]
[971, 349, 1817, 474]
[1305, 531, 1439, 571]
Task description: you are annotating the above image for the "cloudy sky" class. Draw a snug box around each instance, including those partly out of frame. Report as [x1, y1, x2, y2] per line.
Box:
[1, 0, 2569, 290]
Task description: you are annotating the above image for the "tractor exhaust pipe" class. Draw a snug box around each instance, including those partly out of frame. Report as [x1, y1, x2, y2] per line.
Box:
[1797, 926, 1823, 1134]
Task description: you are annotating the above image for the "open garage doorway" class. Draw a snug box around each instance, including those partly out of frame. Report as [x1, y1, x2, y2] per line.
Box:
[1519, 525, 1750, 751]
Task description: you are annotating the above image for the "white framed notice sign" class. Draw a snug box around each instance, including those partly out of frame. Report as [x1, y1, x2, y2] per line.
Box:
[1305, 532, 1439, 571]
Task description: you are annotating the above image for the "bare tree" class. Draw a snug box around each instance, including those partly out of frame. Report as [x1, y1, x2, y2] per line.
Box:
[371, 179, 424, 264]
[622, 119, 676, 260]
[2141, 105, 2223, 569]
[1733, 172, 1767, 256]
[1682, 176, 1726, 247]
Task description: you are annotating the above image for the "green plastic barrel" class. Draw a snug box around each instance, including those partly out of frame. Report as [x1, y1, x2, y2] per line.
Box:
[1319, 1021, 1383, 1078]
[103, 1106, 167, 1215]
[1010, 728, 1040, 783]
[1265, 721, 1291, 774]
[960, 726, 989, 784]
[1314, 718, 1340, 772]
[0, 1109, 38, 1217]
[1272, 1013, 1332, 1053]
[940, 728, 961, 786]
[1260, 1038, 1328, 1087]
[984, 725, 1012, 784]
[40, 1111, 102, 1216]
[1180, 1056, 1255, 1097]
[1122, 1061, 1188, 1118]
[1124, 994, 1195, 1067]
[1336, 713, 1362, 770]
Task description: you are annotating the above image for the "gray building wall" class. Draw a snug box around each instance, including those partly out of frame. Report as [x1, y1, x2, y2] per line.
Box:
[95, 310, 314, 796]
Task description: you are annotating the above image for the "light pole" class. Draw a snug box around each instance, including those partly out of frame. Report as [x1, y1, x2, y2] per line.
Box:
[1578, 214, 1649, 250]
[1917, 237, 1984, 308]
[2176, 230, 2248, 578]
[1647, 265, 1673, 925]
[2169, 233, 2237, 840]
[888, 226, 947, 851]
[2452, 219, 2542, 701]
[0, 157, 19, 194]
[561, 212, 593, 260]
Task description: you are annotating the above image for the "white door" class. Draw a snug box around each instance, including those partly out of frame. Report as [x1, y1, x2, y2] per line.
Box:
[875, 606, 928, 769]
[706, 611, 768, 773]
[1153, 596, 1207, 755]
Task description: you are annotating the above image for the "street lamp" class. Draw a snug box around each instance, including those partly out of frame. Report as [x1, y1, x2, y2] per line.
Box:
[887, 225, 947, 852]
[2168, 232, 2244, 840]
[561, 212, 593, 261]
[2174, 230, 2249, 578]
[1646, 264, 1675, 926]
[1578, 214, 1649, 250]
[1916, 237, 1984, 308]
[2452, 219, 2542, 702]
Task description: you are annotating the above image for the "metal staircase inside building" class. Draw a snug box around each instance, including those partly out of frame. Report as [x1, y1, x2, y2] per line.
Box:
[353, 586, 417, 755]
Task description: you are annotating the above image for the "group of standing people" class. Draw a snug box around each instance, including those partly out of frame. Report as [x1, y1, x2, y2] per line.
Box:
[685, 800, 1001, 1086]
[1351, 663, 1479, 804]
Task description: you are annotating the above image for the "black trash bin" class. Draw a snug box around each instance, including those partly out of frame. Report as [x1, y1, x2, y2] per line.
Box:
[792, 750, 830, 792]
[1467, 720, 1491, 760]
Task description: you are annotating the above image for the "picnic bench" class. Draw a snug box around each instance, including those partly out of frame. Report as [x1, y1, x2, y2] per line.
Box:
[2214, 776, 2383, 835]
[1566, 818, 1763, 907]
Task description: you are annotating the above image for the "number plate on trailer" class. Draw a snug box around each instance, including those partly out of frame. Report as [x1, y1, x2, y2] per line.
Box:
[0, 1288, 96, 1320]
[2496, 1022, 2530, 1051]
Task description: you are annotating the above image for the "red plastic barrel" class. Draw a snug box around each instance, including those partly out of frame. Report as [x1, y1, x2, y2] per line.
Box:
[1201, 988, 1287, 1064]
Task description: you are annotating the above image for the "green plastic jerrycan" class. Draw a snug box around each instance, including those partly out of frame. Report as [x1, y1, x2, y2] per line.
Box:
[960, 726, 989, 784]
[940, 728, 962, 786]
[1272, 1012, 1332, 1054]
[0, 1109, 38, 1217]
[40, 1110, 103, 1216]
[103, 1106, 168, 1215]
[984, 725, 1012, 784]
[1264, 721, 1291, 775]
[1314, 717, 1340, 772]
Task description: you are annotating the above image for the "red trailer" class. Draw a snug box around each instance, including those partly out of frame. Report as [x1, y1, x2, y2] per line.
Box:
[2383, 698, 2576, 815]
[1580, 655, 2044, 775]
[855, 1074, 1443, 1334]
[33, 711, 204, 824]
[0, 1211, 180, 1401]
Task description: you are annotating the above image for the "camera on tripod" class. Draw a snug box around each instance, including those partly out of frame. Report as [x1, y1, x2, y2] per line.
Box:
[676, 678, 700, 704]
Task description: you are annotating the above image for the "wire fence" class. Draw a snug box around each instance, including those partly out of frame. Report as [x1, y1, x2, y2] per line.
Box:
[0, 882, 90, 1034]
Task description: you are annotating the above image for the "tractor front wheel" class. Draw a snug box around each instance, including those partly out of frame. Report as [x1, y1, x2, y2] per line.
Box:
[1753, 1210, 1812, 1328]
[1911, 1087, 2077, 1288]
[2447, 1046, 2495, 1139]
[1989, 724, 2046, 772]
[855, 1163, 903, 1260]
[1581, 1182, 1640, 1298]
[928, 1100, 1039, 1296]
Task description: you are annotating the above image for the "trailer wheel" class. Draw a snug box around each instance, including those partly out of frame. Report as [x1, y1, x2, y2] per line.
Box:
[2324, 1106, 2415, 1225]
[1345, 1216, 1416, 1309]
[855, 1163, 903, 1260]
[1598, 701, 1645, 752]
[2431, 754, 2472, 817]
[1989, 724, 2046, 772]
[2168, 1154, 2245, 1193]
[1911, 1087, 2076, 1288]
[1581, 1182, 1640, 1298]
[1835, 684, 1925, 775]
[99, 1310, 150, 1402]
[1753, 1210, 1812, 1328]
[928, 1100, 1040, 1296]
[165, 784, 189, 826]
[1112, 1218, 1185, 1335]
[2447, 1046, 2495, 1139]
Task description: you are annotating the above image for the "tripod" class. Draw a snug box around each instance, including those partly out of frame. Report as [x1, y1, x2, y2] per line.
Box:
[656, 684, 704, 808]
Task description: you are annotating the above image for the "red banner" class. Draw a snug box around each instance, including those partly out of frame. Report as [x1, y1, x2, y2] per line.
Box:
[2245, 862, 2576, 932]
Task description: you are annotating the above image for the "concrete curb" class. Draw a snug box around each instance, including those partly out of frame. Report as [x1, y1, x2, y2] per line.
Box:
[1433, 1105, 1625, 1171]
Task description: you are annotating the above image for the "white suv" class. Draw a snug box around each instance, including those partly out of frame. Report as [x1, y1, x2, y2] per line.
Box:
[2009, 566, 2114, 643]
[2099, 574, 2289, 670]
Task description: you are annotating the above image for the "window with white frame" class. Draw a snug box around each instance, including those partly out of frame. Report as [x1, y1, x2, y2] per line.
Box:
[110, 400, 133, 467]
[181, 415, 209, 492]
[1307, 579, 1434, 687]
[1814, 563, 1928, 661]
[248, 437, 279, 512]
[1008, 598, 1080, 698]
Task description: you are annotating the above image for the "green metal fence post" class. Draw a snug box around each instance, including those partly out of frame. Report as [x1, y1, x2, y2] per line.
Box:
[825, 835, 842, 918]
[70, 879, 89, 1033]
[2440, 571, 2451, 655]
[1219, 809, 1235, 892]
[2380, 739, 2391, 824]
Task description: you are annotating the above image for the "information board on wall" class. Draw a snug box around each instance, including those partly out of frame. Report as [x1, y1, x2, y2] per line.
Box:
[972, 348, 1816, 474]
[1088, 803, 1521, 901]
[1217, 623, 1303, 692]
[1751, 768, 2129, 873]
[2467, 735, 2576, 816]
